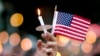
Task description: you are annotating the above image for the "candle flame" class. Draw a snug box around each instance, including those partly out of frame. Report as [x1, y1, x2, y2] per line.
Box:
[37, 8, 41, 16]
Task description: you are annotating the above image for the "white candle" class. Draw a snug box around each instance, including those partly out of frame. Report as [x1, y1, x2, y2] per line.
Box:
[38, 16, 45, 25]
[37, 8, 47, 33]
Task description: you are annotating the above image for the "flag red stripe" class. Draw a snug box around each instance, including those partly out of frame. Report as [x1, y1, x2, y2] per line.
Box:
[71, 21, 89, 29]
[73, 17, 90, 25]
[71, 24, 88, 31]
[74, 14, 91, 22]
[70, 25, 88, 33]
[54, 31, 85, 41]
[55, 26, 86, 36]
[72, 19, 90, 27]
[55, 28, 85, 38]
[73, 17, 90, 24]
[56, 25, 87, 34]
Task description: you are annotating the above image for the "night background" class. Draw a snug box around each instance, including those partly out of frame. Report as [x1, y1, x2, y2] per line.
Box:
[2, 0, 100, 35]
[0, 0, 100, 56]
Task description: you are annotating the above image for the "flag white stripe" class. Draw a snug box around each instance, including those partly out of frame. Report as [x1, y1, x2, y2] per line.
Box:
[73, 17, 90, 24]
[54, 31, 85, 41]
[56, 24, 87, 34]
[55, 28, 86, 37]
[71, 24, 88, 31]
[72, 20, 90, 28]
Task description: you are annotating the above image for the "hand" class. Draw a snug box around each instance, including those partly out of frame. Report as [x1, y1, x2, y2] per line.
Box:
[34, 32, 57, 56]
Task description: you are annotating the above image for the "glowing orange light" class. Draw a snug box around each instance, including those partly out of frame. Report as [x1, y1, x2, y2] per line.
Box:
[0, 43, 3, 53]
[68, 44, 80, 55]
[37, 8, 41, 16]
[56, 51, 61, 56]
[9, 33, 20, 46]
[81, 41, 93, 53]
[10, 13, 23, 27]
[86, 31, 97, 44]
[0, 31, 9, 44]
[71, 39, 82, 47]
[56, 35, 70, 47]
[20, 38, 32, 51]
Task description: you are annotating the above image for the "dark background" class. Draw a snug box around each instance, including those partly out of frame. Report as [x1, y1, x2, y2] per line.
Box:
[2, 0, 100, 36]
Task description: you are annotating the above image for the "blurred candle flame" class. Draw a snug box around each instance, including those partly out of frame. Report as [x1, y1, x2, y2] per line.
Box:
[37, 8, 41, 16]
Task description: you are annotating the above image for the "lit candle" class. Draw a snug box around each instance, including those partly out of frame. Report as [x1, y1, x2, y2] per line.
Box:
[37, 8, 47, 33]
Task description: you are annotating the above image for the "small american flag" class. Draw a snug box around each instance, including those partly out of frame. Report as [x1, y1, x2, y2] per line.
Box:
[53, 11, 91, 41]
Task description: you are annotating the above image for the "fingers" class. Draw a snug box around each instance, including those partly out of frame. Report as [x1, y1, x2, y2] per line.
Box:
[36, 39, 57, 56]
[41, 32, 57, 51]
[47, 41, 57, 51]
[41, 32, 56, 41]
[45, 48, 53, 53]
[36, 40, 47, 51]
[36, 40, 43, 51]
[45, 48, 57, 56]
[36, 41, 54, 53]
[36, 40, 57, 50]
[36, 32, 57, 56]
[47, 41, 57, 47]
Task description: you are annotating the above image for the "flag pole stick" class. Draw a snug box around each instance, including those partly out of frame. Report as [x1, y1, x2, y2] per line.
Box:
[51, 5, 58, 35]
[54, 5, 57, 11]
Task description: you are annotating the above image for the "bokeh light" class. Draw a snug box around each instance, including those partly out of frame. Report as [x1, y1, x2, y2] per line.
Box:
[0, 44, 3, 54]
[86, 31, 97, 44]
[9, 33, 20, 46]
[10, 13, 23, 27]
[68, 44, 80, 55]
[88, 24, 100, 37]
[81, 41, 93, 53]
[70, 39, 82, 47]
[56, 35, 70, 47]
[56, 51, 61, 56]
[23, 34, 37, 49]
[20, 38, 33, 51]
[0, 31, 9, 44]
